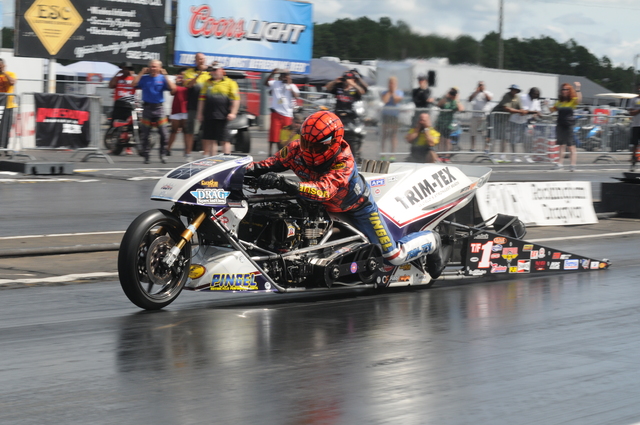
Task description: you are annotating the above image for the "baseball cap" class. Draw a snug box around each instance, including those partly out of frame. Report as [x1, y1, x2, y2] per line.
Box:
[508, 84, 521, 92]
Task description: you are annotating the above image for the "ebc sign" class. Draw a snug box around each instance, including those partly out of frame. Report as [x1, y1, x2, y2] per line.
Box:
[174, 0, 313, 73]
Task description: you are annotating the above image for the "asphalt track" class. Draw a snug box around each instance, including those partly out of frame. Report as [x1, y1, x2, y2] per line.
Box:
[1, 129, 640, 424]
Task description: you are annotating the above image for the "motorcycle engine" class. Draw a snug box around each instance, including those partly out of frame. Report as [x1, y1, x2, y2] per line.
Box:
[239, 201, 331, 252]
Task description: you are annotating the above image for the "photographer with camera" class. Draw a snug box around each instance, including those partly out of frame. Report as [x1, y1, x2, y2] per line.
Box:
[405, 112, 440, 163]
[265, 68, 300, 155]
[326, 70, 367, 111]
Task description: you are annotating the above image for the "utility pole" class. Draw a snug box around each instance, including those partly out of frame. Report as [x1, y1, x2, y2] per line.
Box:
[498, 0, 504, 69]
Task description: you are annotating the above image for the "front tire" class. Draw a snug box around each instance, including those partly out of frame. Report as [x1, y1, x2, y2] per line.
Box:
[118, 209, 191, 310]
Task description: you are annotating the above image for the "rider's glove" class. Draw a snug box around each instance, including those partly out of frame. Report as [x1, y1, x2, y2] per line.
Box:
[256, 172, 299, 195]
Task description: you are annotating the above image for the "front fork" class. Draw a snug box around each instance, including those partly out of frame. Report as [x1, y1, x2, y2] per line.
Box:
[163, 211, 207, 267]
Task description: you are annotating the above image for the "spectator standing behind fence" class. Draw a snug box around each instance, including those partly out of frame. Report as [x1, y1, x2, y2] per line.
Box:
[265, 68, 299, 156]
[490, 84, 526, 163]
[380, 76, 404, 162]
[511, 87, 543, 163]
[183, 52, 210, 159]
[132, 60, 176, 165]
[166, 69, 188, 159]
[550, 82, 581, 171]
[412, 75, 434, 125]
[468, 81, 492, 152]
[197, 62, 240, 156]
[108, 62, 136, 155]
[435, 87, 464, 163]
[0, 58, 17, 151]
[405, 112, 440, 163]
[626, 84, 640, 172]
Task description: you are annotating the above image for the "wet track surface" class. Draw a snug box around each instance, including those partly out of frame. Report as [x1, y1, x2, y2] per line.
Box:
[1, 232, 640, 424]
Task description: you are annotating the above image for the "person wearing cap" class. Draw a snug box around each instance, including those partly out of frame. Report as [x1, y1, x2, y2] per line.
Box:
[412, 75, 434, 125]
[490, 84, 527, 162]
[0, 58, 17, 150]
[183, 52, 210, 160]
[468, 81, 493, 152]
[265, 68, 300, 155]
[435, 87, 464, 163]
[132, 59, 176, 164]
[108, 62, 137, 154]
[196, 62, 240, 156]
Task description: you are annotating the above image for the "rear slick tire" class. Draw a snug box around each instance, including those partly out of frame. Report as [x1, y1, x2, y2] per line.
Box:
[118, 209, 191, 310]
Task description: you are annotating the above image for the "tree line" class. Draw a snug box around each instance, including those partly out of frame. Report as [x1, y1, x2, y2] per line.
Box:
[313, 17, 637, 93]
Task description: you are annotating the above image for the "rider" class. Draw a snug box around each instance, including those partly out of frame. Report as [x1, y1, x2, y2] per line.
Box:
[246, 111, 446, 279]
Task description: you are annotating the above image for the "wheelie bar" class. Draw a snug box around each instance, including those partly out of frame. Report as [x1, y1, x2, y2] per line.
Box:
[163, 211, 207, 267]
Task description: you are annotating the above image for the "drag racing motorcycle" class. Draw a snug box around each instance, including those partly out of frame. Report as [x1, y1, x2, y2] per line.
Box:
[118, 154, 610, 310]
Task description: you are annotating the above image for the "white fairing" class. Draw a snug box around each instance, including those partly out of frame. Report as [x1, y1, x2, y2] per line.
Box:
[363, 162, 491, 229]
[186, 246, 260, 291]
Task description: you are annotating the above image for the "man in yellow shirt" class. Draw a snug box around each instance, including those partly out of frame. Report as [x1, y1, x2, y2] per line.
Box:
[183, 52, 211, 160]
[0, 58, 17, 150]
[196, 62, 240, 155]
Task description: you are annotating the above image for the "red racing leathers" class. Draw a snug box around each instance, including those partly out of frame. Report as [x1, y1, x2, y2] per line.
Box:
[248, 139, 368, 213]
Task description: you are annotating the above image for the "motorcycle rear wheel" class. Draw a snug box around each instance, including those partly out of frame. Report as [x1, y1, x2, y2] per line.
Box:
[104, 127, 125, 156]
[118, 209, 191, 310]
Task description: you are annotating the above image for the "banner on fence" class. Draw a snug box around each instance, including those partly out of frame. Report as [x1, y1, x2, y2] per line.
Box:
[34, 93, 91, 148]
[174, 0, 313, 73]
[15, 0, 166, 63]
[476, 181, 598, 226]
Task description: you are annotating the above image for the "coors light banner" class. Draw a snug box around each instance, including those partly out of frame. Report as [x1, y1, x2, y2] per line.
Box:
[174, 0, 313, 73]
[15, 0, 166, 63]
[35, 93, 91, 148]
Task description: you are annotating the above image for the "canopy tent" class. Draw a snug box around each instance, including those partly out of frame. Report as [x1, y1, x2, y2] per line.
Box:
[59, 61, 121, 79]
[291, 59, 349, 85]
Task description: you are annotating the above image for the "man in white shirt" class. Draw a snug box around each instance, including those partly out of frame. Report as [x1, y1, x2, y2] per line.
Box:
[509, 87, 542, 162]
[265, 68, 300, 155]
[468, 81, 493, 152]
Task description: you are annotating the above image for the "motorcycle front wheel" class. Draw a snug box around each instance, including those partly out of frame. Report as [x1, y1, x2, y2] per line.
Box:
[118, 209, 191, 310]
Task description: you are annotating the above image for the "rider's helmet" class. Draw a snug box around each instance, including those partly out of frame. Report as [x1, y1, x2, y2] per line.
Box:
[300, 111, 344, 171]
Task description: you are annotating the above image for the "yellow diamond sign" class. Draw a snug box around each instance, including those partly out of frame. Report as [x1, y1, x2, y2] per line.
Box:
[24, 0, 83, 56]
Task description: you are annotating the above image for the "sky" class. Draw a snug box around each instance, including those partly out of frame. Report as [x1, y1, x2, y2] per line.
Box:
[3, 0, 639, 68]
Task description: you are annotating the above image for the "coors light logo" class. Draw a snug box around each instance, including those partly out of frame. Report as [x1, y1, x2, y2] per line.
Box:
[189, 5, 307, 43]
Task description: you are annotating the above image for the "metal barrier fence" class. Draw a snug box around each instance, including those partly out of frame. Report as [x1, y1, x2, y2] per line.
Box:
[377, 105, 632, 164]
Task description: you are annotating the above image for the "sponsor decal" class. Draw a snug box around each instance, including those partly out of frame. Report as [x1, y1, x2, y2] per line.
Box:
[470, 243, 482, 253]
[399, 264, 412, 271]
[210, 273, 258, 290]
[564, 259, 579, 270]
[581, 259, 590, 270]
[368, 212, 393, 251]
[599, 262, 607, 269]
[509, 266, 518, 273]
[331, 162, 346, 170]
[161, 184, 173, 190]
[473, 233, 489, 240]
[530, 250, 539, 259]
[299, 185, 330, 198]
[517, 260, 531, 273]
[539, 248, 546, 258]
[370, 178, 385, 187]
[280, 146, 289, 158]
[534, 260, 547, 271]
[190, 188, 230, 205]
[523, 244, 534, 252]
[490, 253, 500, 259]
[469, 269, 487, 276]
[502, 247, 518, 261]
[560, 254, 571, 260]
[493, 237, 507, 245]
[374, 188, 381, 195]
[394, 166, 459, 209]
[200, 179, 219, 188]
[552, 252, 561, 259]
[383, 265, 395, 273]
[549, 262, 561, 270]
[287, 225, 296, 237]
[590, 261, 600, 270]
[334, 247, 351, 255]
[470, 257, 479, 263]
[398, 275, 411, 282]
[350, 262, 358, 273]
[219, 216, 230, 224]
[492, 244, 503, 252]
[264, 281, 271, 290]
[490, 262, 507, 273]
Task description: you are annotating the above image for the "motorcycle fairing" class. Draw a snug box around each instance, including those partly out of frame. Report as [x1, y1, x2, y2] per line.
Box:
[151, 154, 252, 207]
[463, 230, 610, 277]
